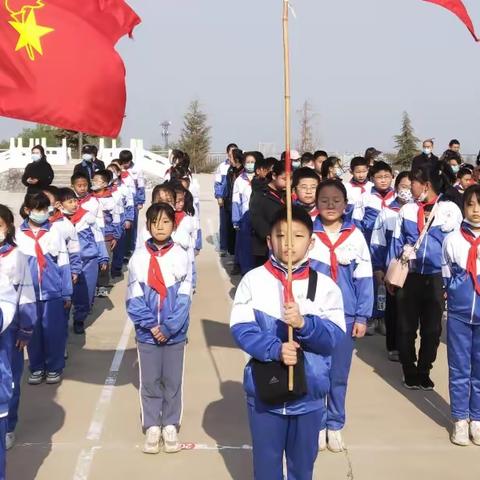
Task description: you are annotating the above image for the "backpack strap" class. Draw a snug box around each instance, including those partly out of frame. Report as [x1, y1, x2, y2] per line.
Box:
[307, 269, 318, 302]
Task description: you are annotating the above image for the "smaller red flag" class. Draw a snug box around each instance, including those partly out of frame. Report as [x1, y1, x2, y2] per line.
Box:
[424, 0, 479, 42]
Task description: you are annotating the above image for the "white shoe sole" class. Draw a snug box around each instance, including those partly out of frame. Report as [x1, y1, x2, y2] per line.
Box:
[163, 442, 181, 453]
[451, 437, 470, 447]
[143, 444, 160, 454]
[46, 375, 62, 385]
[327, 444, 344, 453]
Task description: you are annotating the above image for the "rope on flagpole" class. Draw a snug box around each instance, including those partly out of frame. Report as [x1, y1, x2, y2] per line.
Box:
[282, 0, 294, 392]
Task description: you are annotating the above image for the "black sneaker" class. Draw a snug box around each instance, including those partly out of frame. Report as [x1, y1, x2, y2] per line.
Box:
[231, 264, 241, 276]
[419, 374, 435, 391]
[403, 374, 420, 390]
[73, 322, 85, 335]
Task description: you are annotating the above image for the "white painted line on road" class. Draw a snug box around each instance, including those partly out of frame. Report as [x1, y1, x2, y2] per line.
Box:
[73, 319, 133, 480]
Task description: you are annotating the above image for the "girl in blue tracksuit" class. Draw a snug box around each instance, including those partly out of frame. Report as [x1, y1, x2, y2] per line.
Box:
[442, 184, 480, 447]
[309, 180, 374, 453]
[16, 192, 73, 385]
[58, 188, 109, 335]
[387, 164, 462, 391]
[370, 171, 412, 361]
[232, 153, 255, 275]
[127, 203, 191, 455]
[231, 206, 346, 480]
[0, 205, 36, 455]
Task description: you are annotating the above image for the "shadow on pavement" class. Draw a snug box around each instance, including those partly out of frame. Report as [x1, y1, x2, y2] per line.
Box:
[201, 319, 253, 480]
[355, 335, 451, 431]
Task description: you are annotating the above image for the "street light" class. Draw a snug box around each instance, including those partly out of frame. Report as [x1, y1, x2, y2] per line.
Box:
[161, 121, 172, 150]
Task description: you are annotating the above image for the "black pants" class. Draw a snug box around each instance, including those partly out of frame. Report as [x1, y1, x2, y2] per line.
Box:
[395, 272, 444, 377]
[224, 205, 236, 256]
[253, 254, 268, 268]
[385, 291, 397, 352]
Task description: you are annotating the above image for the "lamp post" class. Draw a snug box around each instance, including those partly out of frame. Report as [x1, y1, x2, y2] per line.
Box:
[161, 121, 172, 150]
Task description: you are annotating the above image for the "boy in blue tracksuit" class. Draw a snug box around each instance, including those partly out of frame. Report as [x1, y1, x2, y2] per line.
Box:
[16, 192, 73, 385]
[58, 188, 109, 335]
[230, 206, 345, 480]
[309, 180, 374, 453]
[0, 204, 36, 453]
[215, 143, 237, 255]
[127, 203, 192, 455]
[442, 184, 480, 447]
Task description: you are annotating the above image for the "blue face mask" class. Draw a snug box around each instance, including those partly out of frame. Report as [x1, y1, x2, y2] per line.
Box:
[292, 161, 301, 170]
[451, 165, 460, 174]
[29, 211, 49, 225]
[245, 163, 255, 174]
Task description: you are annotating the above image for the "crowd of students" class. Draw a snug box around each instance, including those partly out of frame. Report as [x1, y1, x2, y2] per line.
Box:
[220, 139, 480, 478]
[0, 145, 202, 478]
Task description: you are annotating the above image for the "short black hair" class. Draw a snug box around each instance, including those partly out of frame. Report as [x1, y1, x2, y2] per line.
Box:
[464, 184, 480, 207]
[449, 139, 460, 147]
[350, 156, 369, 170]
[264, 157, 277, 169]
[300, 152, 314, 166]
[292, 167, 320, 188]
[270, 205, 313, 235]
[118, 150, 133, 164]
[316, 179, 348, 203]
[369, 161, 392, 177]
[320, 157, 338, 179]
[457, 167, 473, 180]
[152, 183, 176, 204]
[394, 171, 410, 189]
[245, 151, 264, 164]
[82, 144, 96, 155]
[92, 170, 112, 185]
[271, 160, 286, 178]
[71, 172, 89, 185]
[57, 187, 77, 203]
[0, 204, 16, 245]
[226, 143, 238, 153]
[42, 185, 60, 201]
[409, 162, 452, 195]
[23, 191, 50, 211]
[146, 203, 176, 230]
[313, 150, 328, 160]
[231, 149, 244, 166]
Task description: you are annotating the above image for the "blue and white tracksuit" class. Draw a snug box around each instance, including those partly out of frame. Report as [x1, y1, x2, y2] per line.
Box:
[127, 163, 145, 253]
[310, 218, 374, 431]
[230, 258, 345, 480]
[0, 270, 18, 479]
[0, 245, 36, 435]
[190, 176, 203, 252]
[95, 193, 122, 241]
[16, 220, 73, 374]
[69, 210, 109, 324]
[111, 182, 135, 275]
[344, 179, 373, 209]
[232, 172, 254, 275]
[50, 216, 82, 277]
[78, 194, 105, 231]
[214, 159, 230, 252]
[442, 224, 480, 421]
[173, 214, 198, 291]
[126, 240, 192, 429]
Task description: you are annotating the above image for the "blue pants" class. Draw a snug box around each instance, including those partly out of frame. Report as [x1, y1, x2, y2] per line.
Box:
[112, 230, 127, 274]
[27, 299, 67, 374]
[248, 405, 323, 480]
[447, 317, 480, 421]
[324, 322, 354, 431]
[7, 328, 24, 433]
[0, 417, 6, 480]
[219, 206, 227, 252]
[72, 258, 98, 324]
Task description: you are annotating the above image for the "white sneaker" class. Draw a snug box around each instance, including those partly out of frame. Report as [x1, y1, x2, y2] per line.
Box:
[143, 426, 161, 454]
[327, 429, 345, 453]
[96, 287, 109, 298]
[5, 432, 15, 450]
[162, 425, 181, 453]
[470, 421, 480, 446]
[451, 420, 470, 446]
[318, 429, 327, 451]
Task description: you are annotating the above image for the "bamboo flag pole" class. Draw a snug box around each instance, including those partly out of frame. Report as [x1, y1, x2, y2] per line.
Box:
[282, 0, 295, 392]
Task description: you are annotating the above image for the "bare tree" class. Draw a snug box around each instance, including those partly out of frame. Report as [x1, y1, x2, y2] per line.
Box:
[296, 100, 316, 153]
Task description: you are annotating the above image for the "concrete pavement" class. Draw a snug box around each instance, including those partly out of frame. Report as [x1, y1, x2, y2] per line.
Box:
[2, 176, 480, 479]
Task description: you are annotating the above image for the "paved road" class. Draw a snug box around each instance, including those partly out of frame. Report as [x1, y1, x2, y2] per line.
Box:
[2, 175, 480, 479]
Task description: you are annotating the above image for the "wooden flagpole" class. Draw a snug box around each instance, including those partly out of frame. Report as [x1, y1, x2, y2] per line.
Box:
[282, 0, 294, 392]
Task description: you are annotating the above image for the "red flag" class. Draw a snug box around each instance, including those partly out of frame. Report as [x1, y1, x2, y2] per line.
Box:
[0, 1, 141, 137]
[424, 0, 479, 41]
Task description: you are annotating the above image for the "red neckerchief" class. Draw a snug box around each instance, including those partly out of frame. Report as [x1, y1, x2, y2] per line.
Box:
[175, 211, 187, 226]
[417, 196, 438, 234]
[263, 259, 310, 303]
[110, 185, 118, 193]
[145, 242, 175, 301]
[460, 227, 480, 295]
[93, 190, 112, 199]
[48, 210, 64, 224]
[78, 194, 92, 205]
[373, 189, 395, 208]
[120, 171, 130, 180]
[309, 208, 320, 219]
[268, 187, 285, 205]
[350, 179, 367, 194]
[23, 228, 48, 281]
[315, 226, 356, 281]
[69, 207, 88, 226]
[0, 244, 15, 258]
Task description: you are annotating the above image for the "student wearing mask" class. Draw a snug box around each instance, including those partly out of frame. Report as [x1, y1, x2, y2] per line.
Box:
[321, 157, 343, 181]
[73, 145, 105, 183]
[22, 145, 54, 190]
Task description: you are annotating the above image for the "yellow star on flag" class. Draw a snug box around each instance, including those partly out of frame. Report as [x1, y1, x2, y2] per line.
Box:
[8, 9, 54, 61]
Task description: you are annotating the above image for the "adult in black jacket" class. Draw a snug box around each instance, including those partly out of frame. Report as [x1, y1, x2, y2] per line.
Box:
[411, 139, 439, 173]
[73, 144, 105, 183]
[250, 160, 287, 266]
[22, 144, 54, 190]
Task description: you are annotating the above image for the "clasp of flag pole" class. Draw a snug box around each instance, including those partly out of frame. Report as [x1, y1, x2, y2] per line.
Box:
[424, 0, 479, 41]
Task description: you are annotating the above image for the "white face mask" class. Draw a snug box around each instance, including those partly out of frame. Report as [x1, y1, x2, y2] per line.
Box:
[423, 147, 432, 155]
[245, 164, 255, 174]
[0, 231, 6, 243]
[91, 184, 104, 192]
[83, 154, 93, 162]
[335, 167, 343, 178]
[464, 219, 480, 228]
[31, 153, 41, 162]
[29, 210, 50, 224]
[417, 191, 428, 203]
[397, 189, 413, 204]
[292, 161, 301, 170]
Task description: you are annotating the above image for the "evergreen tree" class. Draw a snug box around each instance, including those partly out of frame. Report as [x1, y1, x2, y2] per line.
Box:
[178, 100, 211, 172]
[394, 111, 420, 169]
